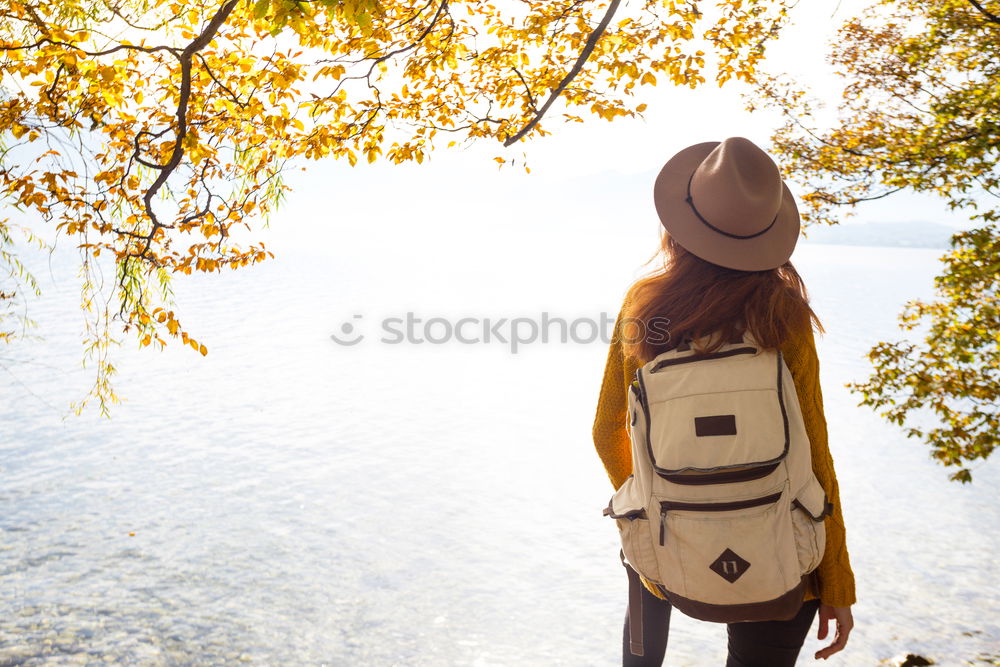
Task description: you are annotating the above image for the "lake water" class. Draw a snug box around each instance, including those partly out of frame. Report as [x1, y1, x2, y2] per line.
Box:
[2, 227, 998, 666]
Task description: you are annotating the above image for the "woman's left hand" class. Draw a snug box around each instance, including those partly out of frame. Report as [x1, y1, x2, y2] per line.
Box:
[814, 603, 853, 660]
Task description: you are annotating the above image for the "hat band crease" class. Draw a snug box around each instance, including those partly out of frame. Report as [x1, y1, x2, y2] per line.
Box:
[684, 171, 778, 241]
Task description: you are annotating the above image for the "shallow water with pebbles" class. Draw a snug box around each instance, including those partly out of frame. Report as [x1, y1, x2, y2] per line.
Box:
[2, 237, 998, 665]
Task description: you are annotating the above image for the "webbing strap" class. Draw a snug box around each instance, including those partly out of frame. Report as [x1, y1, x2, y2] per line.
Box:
[620, 550, 644, 657]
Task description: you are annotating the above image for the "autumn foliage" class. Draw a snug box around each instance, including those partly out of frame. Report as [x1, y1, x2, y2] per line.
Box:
[753, 0, 1000, 481]
[0, 0, 793, 414]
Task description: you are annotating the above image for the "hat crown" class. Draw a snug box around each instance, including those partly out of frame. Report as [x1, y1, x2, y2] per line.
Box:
[688, 137, 783, 237]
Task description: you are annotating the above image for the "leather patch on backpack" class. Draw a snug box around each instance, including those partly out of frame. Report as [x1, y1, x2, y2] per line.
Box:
[695, 414, 737, 437]
[710, 548, 750, 583]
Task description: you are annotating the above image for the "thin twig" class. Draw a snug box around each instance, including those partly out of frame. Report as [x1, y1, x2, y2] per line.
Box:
[512, 66, 537, 113]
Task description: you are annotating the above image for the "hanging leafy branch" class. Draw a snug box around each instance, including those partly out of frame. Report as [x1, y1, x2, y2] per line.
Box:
[748, 0, 1000, 482]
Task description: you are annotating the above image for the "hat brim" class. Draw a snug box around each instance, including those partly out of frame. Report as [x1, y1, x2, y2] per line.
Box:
[652, 141, 801, 271]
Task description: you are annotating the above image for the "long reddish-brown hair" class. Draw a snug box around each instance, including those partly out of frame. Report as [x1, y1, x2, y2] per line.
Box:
[622, 231, 823, 363]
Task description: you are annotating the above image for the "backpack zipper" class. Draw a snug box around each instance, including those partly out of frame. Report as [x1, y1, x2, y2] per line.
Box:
[657, 491, 783, 546]
[660, 462, 780, 485]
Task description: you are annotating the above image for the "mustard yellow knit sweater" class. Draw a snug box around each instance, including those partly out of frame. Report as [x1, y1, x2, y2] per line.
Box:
[593, 300, 857, 608]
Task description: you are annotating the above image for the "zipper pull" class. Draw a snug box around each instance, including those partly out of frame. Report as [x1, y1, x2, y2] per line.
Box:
[659, 509, 667, 546]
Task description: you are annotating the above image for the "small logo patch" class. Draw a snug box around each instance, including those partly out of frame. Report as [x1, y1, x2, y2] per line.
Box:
[710, 548, 750, 583]
[695, 414, 737, 437]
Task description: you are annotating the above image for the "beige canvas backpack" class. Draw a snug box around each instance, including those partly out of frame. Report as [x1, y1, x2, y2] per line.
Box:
[604, 331, 832, 655]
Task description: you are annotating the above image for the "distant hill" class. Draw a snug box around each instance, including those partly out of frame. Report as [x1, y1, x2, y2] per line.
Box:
[800, 221, 957, 249]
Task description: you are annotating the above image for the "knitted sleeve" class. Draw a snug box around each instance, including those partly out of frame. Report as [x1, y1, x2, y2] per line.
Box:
[780, 317, 858, 608]
[592, 304, 635, 491]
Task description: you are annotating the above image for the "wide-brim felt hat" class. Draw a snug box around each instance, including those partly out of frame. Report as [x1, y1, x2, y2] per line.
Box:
[652, 137, 801, 271]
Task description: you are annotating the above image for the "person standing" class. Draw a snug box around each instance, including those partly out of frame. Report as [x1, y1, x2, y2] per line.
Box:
[593, 137, 856, 665]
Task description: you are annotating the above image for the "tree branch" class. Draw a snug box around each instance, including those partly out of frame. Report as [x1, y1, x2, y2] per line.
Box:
[0, 37, 178, 57]
[136, 0, 239, 259]
[967, 0, 1000, 24]
[503, 0, 622, 147]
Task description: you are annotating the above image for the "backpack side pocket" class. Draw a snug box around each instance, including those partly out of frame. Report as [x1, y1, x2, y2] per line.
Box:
[791, 477, 831, 574]
[790, 504, 823, 574]
[617, 514, 661, 585]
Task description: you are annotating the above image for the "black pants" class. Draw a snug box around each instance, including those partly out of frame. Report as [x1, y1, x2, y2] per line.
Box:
[622, 582, 820, 667]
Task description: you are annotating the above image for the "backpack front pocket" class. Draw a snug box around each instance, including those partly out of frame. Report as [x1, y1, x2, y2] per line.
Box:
[655, 483, 800, 606]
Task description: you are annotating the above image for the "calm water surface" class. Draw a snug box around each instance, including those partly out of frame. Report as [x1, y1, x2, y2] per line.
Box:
[2, 235, 998, 666]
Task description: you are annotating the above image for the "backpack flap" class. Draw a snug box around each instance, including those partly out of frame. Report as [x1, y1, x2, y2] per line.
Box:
[607, 479, 647, 520]
[639, 349, 789, 475]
